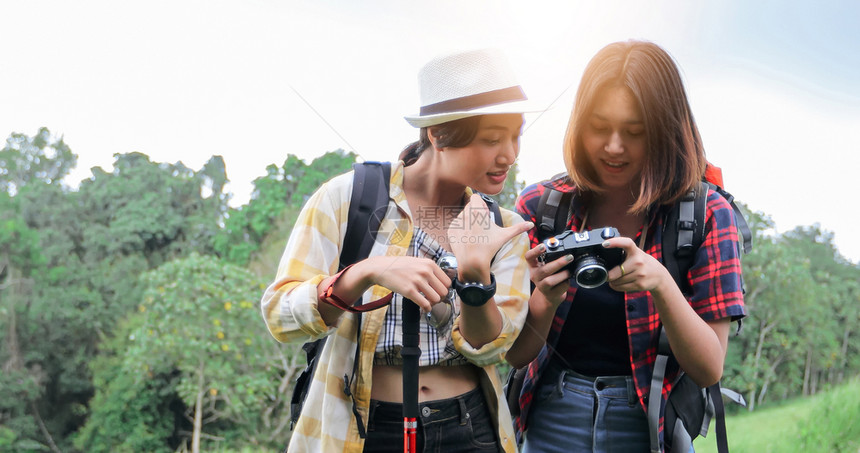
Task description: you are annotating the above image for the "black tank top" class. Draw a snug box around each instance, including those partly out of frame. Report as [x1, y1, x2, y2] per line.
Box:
[552, 283, 632, 376]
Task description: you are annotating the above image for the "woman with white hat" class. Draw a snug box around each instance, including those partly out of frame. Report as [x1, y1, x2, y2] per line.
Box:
[261, 48, 536, 452]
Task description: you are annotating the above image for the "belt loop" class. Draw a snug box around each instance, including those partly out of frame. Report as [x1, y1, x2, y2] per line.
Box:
[626, 377, 637, 406]
[554, 369, 567, 399]
[458, 395, 469, 425]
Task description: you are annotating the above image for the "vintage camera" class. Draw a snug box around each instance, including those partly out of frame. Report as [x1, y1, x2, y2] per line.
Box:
[540, 227, 625, 289]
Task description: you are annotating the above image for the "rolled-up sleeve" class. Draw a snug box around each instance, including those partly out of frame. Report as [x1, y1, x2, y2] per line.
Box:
[451, 209, 531, 366]
[688, 190, 746, 322]
[260, 173, 352, 344]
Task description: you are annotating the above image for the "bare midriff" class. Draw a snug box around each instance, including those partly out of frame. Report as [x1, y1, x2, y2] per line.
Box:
[371, 364, 481, 402]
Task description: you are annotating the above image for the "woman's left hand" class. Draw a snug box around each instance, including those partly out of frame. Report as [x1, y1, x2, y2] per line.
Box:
[604, 236, 672, 294]
[447, 194, 533, 283]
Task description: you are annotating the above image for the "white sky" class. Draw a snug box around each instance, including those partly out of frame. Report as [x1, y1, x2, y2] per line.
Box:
[2, 0, 859, 263]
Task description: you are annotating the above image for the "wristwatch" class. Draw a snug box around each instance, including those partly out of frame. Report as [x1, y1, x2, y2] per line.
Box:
[453, 273, 496, 307]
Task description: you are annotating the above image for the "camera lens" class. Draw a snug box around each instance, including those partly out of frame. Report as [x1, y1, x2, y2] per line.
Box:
[574, 255, 608, 288]
[426, 302, 452, 328]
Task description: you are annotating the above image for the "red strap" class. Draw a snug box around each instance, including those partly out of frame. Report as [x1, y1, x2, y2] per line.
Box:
[319, 265, 393, 313]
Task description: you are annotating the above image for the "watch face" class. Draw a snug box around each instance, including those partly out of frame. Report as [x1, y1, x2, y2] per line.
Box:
[457, 283, 494, 307]
[459, 286, 486, 306]
[454, 274, 496, 307]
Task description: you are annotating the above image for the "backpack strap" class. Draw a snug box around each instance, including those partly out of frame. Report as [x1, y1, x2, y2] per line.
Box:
[342, 161, 391, 438]
[663, 181, 751, 299]
[710, 383, 729, 453]
[648, 328, 672, 453]
[648, 326, 726, 453]
[320, 162, 395, 313]
[535, 180, 573, 242]
[662, 181, 707, 296]
[479, 192, 505, 228]
[340, 162, 391, 271]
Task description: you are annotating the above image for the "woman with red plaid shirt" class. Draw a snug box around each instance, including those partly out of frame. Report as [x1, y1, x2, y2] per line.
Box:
[505, 40, 746, 453]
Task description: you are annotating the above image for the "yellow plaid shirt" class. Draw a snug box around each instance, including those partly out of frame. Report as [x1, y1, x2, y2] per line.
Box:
[261, 161, 531, 452]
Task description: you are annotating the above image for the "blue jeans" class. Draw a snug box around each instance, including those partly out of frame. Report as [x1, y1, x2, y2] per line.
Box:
[522, 363, 651, 453]
[362, 387, 498, 453]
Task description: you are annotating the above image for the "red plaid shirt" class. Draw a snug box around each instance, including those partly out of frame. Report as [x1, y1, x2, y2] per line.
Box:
[512, 175, 746, 442]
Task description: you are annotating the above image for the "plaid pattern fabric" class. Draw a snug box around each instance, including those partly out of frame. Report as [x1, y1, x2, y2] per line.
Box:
[512, 176, 746, 443]
[373, 226, 469, 367]
[261, 161, 531, 453]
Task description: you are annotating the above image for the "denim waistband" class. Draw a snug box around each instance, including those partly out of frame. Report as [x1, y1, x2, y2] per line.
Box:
[545, 361, 638, 406]
[369, 387, 485, 426]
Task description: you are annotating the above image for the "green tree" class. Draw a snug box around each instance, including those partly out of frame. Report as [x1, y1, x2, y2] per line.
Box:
[725, 212, 860, 411]
[71, 315, 178, 453]
[0, 127, 76, 196]
[0, 128, 73, 452]
[215, 149, 356, 272]
[780, 225, 860, 395]
[0, 199, 53, 451]
[726, 208, 819, 410]
[1, 128, 233, 450]
[77, 254, 292, 452]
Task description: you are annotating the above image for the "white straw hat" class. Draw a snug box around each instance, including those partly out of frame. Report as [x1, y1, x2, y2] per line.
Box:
[404, 48, 539, 128]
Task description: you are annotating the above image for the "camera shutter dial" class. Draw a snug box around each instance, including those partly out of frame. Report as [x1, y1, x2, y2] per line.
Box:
[601, 227, 617, 240]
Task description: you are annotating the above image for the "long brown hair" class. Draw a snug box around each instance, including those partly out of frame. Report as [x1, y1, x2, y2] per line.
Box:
[564, 40, 706, 214]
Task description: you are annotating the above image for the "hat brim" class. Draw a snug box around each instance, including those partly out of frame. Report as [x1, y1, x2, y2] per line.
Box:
[403, 99, 545, 128]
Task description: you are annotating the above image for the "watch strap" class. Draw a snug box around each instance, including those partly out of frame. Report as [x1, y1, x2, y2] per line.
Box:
[454, 273, 496, 307]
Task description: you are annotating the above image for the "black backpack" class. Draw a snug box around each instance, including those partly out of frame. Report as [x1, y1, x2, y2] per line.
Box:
[526, 175, 752, 453]
[648, 180, 751, 453]
[287, 161, 505, 436]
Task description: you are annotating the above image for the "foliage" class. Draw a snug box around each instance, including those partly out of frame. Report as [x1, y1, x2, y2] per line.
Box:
[0, 192, 45, 275]
[722, 209, 860, 410]
[0, 127, 76, 196]
[214, 150, 357, 270]
[76, 254, 294, 452]
[795, 376, 860, 451]
[1, 129, 76, 452]
[76, 152, 228, 267]
[72, 315, 178, 453]
[1, 130, 232, 451]
[693, 377, 860, 452]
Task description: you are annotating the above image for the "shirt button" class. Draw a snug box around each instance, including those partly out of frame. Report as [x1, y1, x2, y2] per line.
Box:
[421, 406, 431, 417]
[627, 303, 635, 312]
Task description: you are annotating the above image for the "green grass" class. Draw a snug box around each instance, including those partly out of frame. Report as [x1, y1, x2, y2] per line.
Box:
[693, 377, 860, 453]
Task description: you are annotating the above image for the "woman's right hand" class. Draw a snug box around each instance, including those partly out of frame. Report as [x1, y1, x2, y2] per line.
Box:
[525, 243, 572, 309]
[364, 255, 452, 312]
